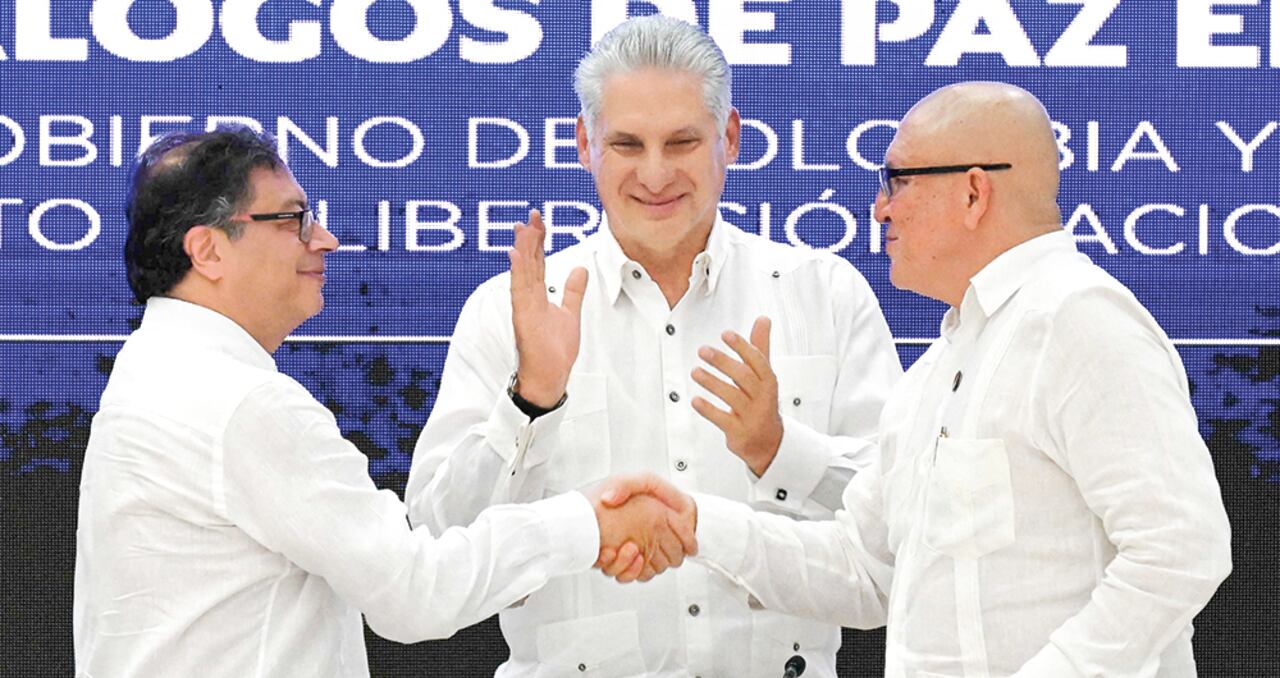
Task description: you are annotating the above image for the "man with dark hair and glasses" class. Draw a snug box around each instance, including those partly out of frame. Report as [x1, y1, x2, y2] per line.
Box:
[75, 126, 698, 677]
[605, 81, 1231, 676]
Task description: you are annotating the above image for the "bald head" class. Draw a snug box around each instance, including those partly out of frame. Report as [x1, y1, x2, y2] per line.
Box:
[876, 82, 1065, 307]
[897, 82, 1062, 232]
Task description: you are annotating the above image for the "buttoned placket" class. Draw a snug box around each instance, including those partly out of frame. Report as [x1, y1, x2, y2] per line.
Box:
[884, 302, 989, 674]
[622, 254, 720, 677]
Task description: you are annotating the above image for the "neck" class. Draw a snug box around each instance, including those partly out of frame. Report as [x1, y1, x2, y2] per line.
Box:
[615, 222, 713, 309]
[166, 283, 285, 353]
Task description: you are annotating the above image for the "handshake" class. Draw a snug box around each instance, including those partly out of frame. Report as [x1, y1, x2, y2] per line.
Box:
[586, 474, 698, 584]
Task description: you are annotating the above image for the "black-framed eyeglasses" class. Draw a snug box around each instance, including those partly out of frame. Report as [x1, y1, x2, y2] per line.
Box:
[878, 163, 1013, 198]
[236, 208, 318, 243]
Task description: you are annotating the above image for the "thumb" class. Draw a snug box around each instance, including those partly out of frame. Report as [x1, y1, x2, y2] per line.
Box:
[640, 474, 692, 514]
[560, 267, 589, 316]
[600, 473, 660, 508]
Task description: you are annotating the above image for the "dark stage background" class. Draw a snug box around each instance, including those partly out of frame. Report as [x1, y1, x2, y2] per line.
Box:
[2, 1, 1277, 676]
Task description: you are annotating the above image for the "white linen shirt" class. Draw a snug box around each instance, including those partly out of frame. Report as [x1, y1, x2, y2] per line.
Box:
[74, 297, 599, 678]
[694, 231, 1232, 678]
[406, 217, 902, 678]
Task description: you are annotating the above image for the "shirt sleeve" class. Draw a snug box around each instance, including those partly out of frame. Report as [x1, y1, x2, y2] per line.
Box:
[694, 459, 894, 630]
[1013, 287, 1231, 677]
[218, 377, 599, 644]
[748, 260, 902, 516]
[403, 278, 570, 535]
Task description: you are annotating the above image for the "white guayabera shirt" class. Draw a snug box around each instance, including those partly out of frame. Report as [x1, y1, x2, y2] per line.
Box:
[74, 297, 599, 678]
[407, 216, 903, 678]
[694, 231, 1232, 678]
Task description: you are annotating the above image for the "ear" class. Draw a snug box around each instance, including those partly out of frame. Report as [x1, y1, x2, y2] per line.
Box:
[963, 167, 993, 231]
[183, 225, 228, 282]
[723, 107, 742, 164]
[576, 115, 593, 172]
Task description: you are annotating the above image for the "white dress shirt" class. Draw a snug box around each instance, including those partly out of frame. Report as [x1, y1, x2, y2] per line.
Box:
[74, 297, 599, 678]
[406, 217, 902, 678]
[694, 231, 1232, 678]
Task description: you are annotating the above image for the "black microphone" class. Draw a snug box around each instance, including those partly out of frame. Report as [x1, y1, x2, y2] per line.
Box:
[782, 655, 806, 678]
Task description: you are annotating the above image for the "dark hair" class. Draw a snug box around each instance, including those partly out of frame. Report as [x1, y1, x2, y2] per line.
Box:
[124, 125, 283, 303]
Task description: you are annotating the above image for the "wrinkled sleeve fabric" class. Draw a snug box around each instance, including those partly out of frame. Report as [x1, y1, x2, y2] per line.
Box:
[1013, 288, 1231, 677]
[749, 262, 902, 517]
[219, 377, 598, 644]
[404, 278, 569, 535]
[695, 460, 894, 630]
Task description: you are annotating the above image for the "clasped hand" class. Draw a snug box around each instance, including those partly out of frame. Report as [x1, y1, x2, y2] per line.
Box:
[588, 474, 698, 584]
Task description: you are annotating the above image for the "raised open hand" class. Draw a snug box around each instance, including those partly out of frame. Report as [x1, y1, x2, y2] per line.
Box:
[690, 316, 784, 476]
[508, 209, 589, 408]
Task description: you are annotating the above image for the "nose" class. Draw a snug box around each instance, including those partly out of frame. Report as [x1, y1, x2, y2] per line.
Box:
[873, 189, 891, 225]
[309, 221, 339, 252]
[636, 148, 675, 194]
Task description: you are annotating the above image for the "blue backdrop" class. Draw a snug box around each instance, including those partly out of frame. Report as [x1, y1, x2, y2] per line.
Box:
[1, 1, 1276, 675]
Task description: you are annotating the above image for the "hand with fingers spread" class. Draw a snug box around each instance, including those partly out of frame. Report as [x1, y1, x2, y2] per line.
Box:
[587, 474, 698, 584]
[690, 316, 785, 476]
[508, 209, 589, 408]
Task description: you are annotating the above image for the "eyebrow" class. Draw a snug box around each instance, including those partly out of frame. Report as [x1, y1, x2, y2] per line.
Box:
[668, 127, 702, 138]
[605, 132, 641, 144]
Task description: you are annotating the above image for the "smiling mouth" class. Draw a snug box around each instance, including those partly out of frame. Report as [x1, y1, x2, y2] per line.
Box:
[633, 194, 685, 208]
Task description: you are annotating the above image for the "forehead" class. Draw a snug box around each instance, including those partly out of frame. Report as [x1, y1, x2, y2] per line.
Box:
[245, 165, 305, 207]
[595, 68, 716, 135]
[884, 118, 930, 166]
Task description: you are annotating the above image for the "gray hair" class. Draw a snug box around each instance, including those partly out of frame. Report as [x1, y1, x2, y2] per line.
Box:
[574, 15, 732, 139]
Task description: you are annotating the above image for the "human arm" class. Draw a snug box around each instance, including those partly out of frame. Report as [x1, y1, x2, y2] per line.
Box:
[1012, 288, 1232, 677]
[405, 209, 588, 533]
[597, 466, 893, 629]
[221, 380, 691, 642]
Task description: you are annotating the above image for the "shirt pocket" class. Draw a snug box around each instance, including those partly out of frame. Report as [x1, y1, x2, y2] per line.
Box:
[545, 371, 612, 493]
[534, 610, 646, 677]
[772, 355, 837, 431]
[923, 437, 1016, 560]
[749, 610, 840, 678]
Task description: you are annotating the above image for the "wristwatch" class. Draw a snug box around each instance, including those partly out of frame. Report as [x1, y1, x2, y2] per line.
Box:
[507, 371, 567, 419]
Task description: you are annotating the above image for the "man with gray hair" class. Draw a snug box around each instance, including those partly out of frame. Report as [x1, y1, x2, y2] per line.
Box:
[407, 15, 900, 677]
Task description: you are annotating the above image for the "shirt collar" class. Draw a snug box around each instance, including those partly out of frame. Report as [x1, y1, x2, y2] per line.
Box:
[593, 211, 733, 305]
[141, 297, 278, 372]
[940, 229, 1077, 339]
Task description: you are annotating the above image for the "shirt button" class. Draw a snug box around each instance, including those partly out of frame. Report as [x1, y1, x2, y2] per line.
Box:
[548, 286, 556, 294]
[776, 488, 788, 501]
[794, 642, 801, 651]
[578, 663, 587, 672]
[669, 390, 680, 403]
[688, 604, 701, 617]
[675, 459, 688, 472]
[952, 370, 963, 391]
[792, 397, 802, 406]
[666, 323, 676, 336]
[771, 270, 780, 279]
[631, 270, 642, 280]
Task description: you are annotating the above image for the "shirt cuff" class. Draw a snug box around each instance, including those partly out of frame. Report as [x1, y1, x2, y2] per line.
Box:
[749, 415, 830, 510]
[483, 391, 570, 468]
[530, 491, 599, 576]
[690, 493, 753, 576]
